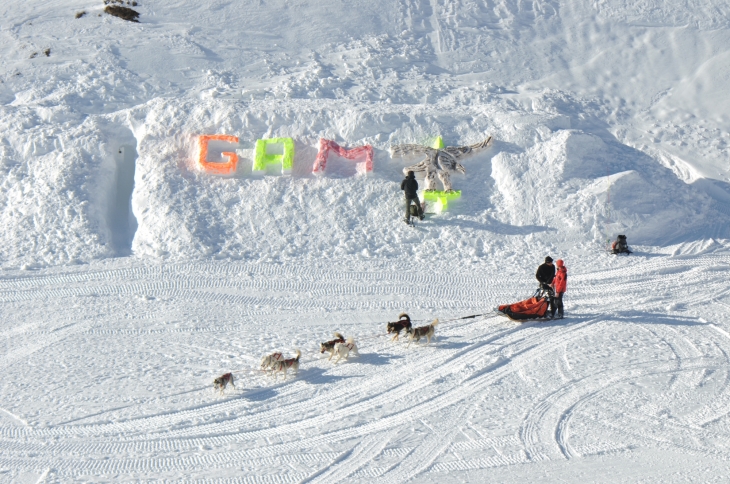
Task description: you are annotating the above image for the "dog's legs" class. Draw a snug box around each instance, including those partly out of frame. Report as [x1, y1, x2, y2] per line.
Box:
[328, 350, 334, 361]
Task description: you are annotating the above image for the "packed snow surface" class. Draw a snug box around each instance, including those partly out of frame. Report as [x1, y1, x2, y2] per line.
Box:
[1, 0, 730, 482]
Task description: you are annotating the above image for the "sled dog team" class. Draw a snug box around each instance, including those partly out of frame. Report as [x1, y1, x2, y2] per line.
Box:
[213, 312, 437, 394]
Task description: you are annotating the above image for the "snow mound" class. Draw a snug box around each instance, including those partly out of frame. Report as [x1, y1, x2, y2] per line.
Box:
[1, 86, 727, 268]
[490, 127, 724, 244]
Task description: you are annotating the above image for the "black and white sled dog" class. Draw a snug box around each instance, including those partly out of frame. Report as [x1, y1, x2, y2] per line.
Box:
[387, 312, 412, 341]
[406, 319, 439, 347]
[260, 352, 285, 372]
[320, 332, 346, 360]
[271, 350, 301, 380]
[332, 338, 359, 364]
[213, 372, 235, 395]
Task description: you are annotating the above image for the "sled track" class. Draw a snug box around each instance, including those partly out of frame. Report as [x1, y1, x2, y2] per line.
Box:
[0, 317, 599, 478]
[519, 320, 730, 463]
[4, 256, 730, 480]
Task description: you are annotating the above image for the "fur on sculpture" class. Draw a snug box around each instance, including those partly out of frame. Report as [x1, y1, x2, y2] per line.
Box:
[390, 137, 492, 192]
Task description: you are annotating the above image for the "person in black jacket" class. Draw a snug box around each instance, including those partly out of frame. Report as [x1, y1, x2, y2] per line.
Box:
[536, 256, 556, 318]
[535, 256, 556, 290]
[400, 170, 424, 223]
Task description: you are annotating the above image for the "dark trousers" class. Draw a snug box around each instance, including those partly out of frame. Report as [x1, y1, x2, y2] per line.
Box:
[552, 292, 564, 317]
[405, 196, 423, 221]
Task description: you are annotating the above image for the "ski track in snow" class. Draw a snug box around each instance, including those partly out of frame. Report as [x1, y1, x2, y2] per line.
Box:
[2, 255, 730, 481]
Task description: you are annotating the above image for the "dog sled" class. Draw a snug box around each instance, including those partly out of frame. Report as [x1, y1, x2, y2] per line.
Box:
[497, 288, 551, 321]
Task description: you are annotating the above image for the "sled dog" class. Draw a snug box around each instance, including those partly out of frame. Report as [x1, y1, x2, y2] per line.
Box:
[387, 312, 412, 341]
[332, 338, 359, 364]
[260, 352, 284, 372]
[320, 332, 346, 360]
[213, 372, 235, 395]
[271, 350, 301, 380]
[406, 319, 439, 347]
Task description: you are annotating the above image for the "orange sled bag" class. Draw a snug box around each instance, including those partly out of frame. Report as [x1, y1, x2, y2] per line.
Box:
[498, 291, 549, 321]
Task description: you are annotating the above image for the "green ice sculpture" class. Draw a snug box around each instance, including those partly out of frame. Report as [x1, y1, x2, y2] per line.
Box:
[423, 190, 461, 213]
[253, 138, 295, 175]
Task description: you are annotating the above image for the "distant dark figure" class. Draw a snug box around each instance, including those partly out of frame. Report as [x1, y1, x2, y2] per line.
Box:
[611, 234, 632, 254]
[400, 170, 424, 224]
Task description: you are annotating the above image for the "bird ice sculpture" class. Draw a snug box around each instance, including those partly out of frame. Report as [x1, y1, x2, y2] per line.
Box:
[390, 137, 492, 192]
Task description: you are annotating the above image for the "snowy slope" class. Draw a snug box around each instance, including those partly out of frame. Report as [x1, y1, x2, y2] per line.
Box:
[2, 0, 730, 482]
[1, 0, 730, 267]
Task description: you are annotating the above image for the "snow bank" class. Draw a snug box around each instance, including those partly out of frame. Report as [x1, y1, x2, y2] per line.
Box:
[2, 0, 730, 268]
[491, 126, 723, 244]
[0, 105, 134, 268]
[1, 87, 727, 268]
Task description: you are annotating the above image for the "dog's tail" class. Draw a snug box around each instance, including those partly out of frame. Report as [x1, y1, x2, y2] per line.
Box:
[346, 337, 355, 344]
[334, 332, 344, 340]
[294, 349, 301, 361]
[430, 318, 439, 327]
[398, 312, 410, 321]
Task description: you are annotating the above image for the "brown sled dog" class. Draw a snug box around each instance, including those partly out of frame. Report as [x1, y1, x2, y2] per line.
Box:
[320, 332, 346, 360]
[387, 312, 412, 341]
[213, 372, 235, 395]
[406, 319, 439, 347]
[271, 350, 301, 380]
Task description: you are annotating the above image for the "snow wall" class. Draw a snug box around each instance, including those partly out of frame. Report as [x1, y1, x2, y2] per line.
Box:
[0, 91, 727, 269]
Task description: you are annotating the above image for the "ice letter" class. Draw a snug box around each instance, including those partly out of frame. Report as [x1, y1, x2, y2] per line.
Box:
[312, 139, 373, 175]
[253, 138, 295, 175]
[198, 135, 239, 175]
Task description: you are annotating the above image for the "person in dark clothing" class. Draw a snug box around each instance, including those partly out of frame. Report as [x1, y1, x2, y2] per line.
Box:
[535, 256, 556, 318]
[400, 170, 424, 223]
[535, 256, 556, 290]
[611, 235, 632, 254]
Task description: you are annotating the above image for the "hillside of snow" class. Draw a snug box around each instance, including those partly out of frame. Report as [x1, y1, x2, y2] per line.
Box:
[2, 0, 730, 482]
[1, 0, 730, 268]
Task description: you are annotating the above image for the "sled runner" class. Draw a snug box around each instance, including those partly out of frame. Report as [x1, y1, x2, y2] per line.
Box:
[497, 288, 551, 321]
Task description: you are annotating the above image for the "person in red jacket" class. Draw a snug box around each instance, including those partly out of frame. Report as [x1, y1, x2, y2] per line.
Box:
[551, 259, 567, 319]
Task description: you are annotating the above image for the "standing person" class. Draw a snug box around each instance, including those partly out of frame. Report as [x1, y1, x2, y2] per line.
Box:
[535, 256, 555, 290]
[535, 256, 556, 318]
[400, 170, 424, 224]
[551, 259, 567, 319]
